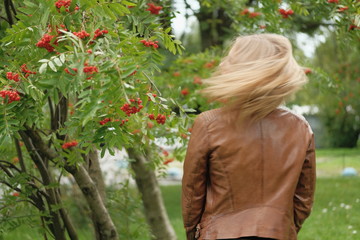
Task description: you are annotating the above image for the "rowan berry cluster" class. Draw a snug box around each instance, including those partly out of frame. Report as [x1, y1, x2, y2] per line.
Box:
[55, 0, 71, 9]
[337, 6, 348, 12]
[349, 25, 360, 31]
[94, 29, 109, 39]
[147, 93, 157, 101]
[181, 88, 189, 96]
[83, 65, 99, 75]
[99, 118, 128, 126]
[146, 3, 163, 15]
[65, 67, 78, 75]
[73, 30, 90, 39]
[120, 98, 143, 116]
[155, 114, 166, 124]
[65, 65, 98, 78]
[6, 72, 20, 82]
[278, 9, 294, 18]
[148, 114, 155, 120]
[55, 0, 79, 12]
[21, 64, 37, 77]
[55, 24, 68, 34]
[240, 9, 261, 18]
[36, 34, 57, 52]
[304, 69, 312, 75]
[0, 90, 21, 103]
[12, 192, 20, 197]
[148, 113, 166, 124]
[140, 39, 159, 49]
[99, 118, 111, 125]
[163, 158, 174, 165]
[61, 140, 78, 149]
[327, 0, 339, 3]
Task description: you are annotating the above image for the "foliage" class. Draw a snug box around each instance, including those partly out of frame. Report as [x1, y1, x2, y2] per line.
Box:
[0, 0, 185, 238]
[298, 33, 360, 147]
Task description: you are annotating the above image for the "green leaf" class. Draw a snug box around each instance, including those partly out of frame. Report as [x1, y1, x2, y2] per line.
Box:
[60, 54, 66, 63]
[53, 58, 63, 67]
[48, 61, 57, 72]
[39, 63, 47, 74]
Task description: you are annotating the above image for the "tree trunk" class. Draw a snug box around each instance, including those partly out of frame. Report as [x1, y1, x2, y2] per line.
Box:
[65, 164, 118, 240]
[195, 5, 233, 50]
[127, 148, 177, 240]
[19, 130, 68, 240]
[87, 149, 106, 201]
[85, 149, 107, 240]
[22, 128, 118, 240]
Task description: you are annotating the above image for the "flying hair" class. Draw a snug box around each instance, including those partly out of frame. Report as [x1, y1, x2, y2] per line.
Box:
[201, 33, 308, 123]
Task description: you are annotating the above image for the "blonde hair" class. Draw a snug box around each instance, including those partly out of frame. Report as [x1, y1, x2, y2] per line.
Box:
[202, 34, 307, 123]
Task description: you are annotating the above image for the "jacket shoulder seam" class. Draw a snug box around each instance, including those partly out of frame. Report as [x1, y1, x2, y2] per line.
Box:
[277, 106, 313, 133]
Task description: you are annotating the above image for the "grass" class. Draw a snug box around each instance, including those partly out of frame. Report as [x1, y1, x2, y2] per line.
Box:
[2, 148, 360, 239]
[161, 148, 360, 240]
[316, 148, 360, 177]
[161, 178, 360, 240]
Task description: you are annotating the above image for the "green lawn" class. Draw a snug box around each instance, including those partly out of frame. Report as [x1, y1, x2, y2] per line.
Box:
[2, 148, 359, 239]
[161, 177, 360, 240]
[161, 148, 360, 240]
[316, 148, 360, 177]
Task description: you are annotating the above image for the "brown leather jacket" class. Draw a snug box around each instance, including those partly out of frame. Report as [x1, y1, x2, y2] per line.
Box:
[182, 107, 316, 240]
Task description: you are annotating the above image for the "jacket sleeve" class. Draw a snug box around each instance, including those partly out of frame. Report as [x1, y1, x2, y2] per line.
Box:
[182, 114, 209, 240]
[293, 132, 316, 233]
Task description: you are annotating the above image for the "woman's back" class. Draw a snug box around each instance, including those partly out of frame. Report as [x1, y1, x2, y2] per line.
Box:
[182, 107, 315, 240]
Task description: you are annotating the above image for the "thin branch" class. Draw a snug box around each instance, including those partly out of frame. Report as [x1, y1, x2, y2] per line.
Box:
[9, 0, 17, 16]
[143, 71, 162, 96]
[48, 96, 56, 131]
[14, 136, 27, 172]
[0, 163, 15, 178]
[4, 0, 14, 25]
[19, 130, 52, 185]
[0, 15, 11, 23]
[0, 179, 21, 192]
[0, 160, 21, 173]
[0, 200, 36, 211]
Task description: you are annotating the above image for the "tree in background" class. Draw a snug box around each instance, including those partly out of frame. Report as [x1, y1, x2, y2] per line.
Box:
[307, 34, 360, 147]
[172, 0, 360, 147]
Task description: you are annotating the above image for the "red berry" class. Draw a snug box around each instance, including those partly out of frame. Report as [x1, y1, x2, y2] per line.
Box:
[73, 30, 90, 39]
[181, 88, 189, 96]
[155, 114, 166, 124]
[146, 3, 163, 15]
[148, 114, 155, 120]
[241, 8, 249, 15]
[162, 150, 169, 157]
[249, 12, 261, 18]
[99, 118, 111, 125]
[12, 192, 20, 197]
[36, 34, 57, 52]
[163, 158, 174, 165]
[0, 90, 21, 103]
[304, 68, 312, 74]
[61, 140, 78, 149]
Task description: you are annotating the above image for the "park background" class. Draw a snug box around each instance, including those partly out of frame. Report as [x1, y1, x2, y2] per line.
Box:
[0, 0, 359, 240]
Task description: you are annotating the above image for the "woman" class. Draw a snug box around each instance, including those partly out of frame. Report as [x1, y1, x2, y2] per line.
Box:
[182, 34, 316, 240]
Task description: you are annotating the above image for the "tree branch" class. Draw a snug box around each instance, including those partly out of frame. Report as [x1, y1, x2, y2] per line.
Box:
[14, 136, 27, 172]
[0, 15, 11, 23]
[4, 0, 14, 25]
[21, 127, 118, 239]
[9, 0, 17, 16]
